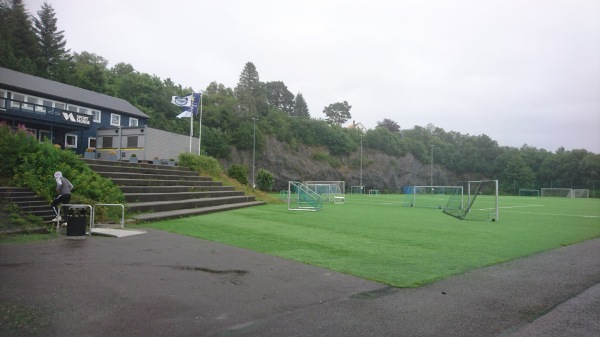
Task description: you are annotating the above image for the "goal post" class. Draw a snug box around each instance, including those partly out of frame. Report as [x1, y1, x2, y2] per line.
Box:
[350, 186, 364, 194]
[541, 188, 589, 198]
[403, 186, 463, 209]
[519, 189, 540, 197]
[443, 180, 499, 221]
[287, 181, 323, 211]
[303, 181, 345, 203]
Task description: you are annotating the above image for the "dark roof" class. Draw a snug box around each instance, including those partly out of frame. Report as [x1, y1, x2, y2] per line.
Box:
[0, 67, 149, 119]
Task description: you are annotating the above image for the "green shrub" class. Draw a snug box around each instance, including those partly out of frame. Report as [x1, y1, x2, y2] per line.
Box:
[1, 126, 125, 221]
[256, 169, 274, 191]
[227, 164, 248, 185]
[178, 153, 223, 176]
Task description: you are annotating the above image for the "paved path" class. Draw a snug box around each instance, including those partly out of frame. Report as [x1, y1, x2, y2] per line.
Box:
[1, 230, 598, 337]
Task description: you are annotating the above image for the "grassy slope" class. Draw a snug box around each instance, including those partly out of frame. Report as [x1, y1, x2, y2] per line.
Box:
[144, 195, 600, 287]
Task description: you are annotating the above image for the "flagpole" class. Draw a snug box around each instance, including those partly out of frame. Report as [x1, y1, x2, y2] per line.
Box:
[189, 107, 193, 153]
[198, 92, 203, 156]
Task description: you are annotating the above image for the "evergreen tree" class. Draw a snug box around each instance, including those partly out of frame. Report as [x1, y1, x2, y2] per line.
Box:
[33, 1, 71, 80]
[292, 92, 310, 118]
[0, 0, 40, 74]
[234, 62, 267, 118]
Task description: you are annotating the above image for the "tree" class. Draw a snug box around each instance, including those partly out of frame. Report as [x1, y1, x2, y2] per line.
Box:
[323, 101, 351, 125]
[33, 2, 70, 80]
[265, 81, 294, 114]
[69, 51, 109, 93]
[376, 118, 401, 133]
[0, 0, 40, 74]
[234, 62, 268, 118]
[292, 92, 310, 118]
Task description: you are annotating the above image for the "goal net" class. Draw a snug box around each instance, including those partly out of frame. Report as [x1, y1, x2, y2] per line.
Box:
[288, 181, 323, 211]
[303, 181, 344, 203]
[403, 186, 463, 209]
[350, 186, 364, 194]
[541, 188, 573, 198]
[573, 189, 589, 198]
[519, 189, 540, 197]
[443, 180, 499, 221]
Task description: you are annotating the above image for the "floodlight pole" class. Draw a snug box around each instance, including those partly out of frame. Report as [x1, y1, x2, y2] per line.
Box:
[252, 117, 258, 189]
[430, 144, 434, 186]
[360, 134, 363, 192]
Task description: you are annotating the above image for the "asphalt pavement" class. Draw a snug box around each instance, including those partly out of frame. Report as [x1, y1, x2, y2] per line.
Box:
[1, 230, 598, 337]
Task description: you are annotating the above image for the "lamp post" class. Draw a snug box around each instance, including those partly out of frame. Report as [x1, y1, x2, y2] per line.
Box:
[360, 134, 363, 193]
[252, 117, 258, 189]
[430, 144, 434, 186]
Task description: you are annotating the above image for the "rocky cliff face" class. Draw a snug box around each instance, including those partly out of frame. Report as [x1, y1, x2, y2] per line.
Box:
[220, 136, 456, 192]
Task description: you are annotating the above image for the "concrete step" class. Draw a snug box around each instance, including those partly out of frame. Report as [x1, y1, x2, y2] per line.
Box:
[119, 185, 235, 193]
[111, 178, 223, 187]
[127, 195, 258, 213]
[124, 190, 245, 203]
[132, 201, 266, 222]
[87, 163, 203, 177]
[96, 171, 212, 181]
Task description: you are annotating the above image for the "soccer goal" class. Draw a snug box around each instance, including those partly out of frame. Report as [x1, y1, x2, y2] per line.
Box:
[288, 181, 323, 211]
[368, 189, 380, 196]
[303, 181, 345, 203]
[403, 186, 463, 209]
[573, 189, 589, 198]
[443, 180, 499, 221]
[540, 188, 589, 198]
[519, 189, 540, 197]
[541, 188, 574, 198]
[350, 186, 364, 194]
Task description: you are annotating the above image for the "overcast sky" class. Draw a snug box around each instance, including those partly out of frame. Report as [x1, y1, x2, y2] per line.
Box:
[24, 0, 600, 153]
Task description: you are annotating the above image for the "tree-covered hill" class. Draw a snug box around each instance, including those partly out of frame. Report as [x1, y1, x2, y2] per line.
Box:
[1, 1, 599, 195]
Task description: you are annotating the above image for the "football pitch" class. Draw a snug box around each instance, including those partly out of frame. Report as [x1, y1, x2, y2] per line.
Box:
[145, 195, 600, 287]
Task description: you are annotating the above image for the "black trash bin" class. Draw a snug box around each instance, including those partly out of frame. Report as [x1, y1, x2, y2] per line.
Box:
[65, 206, 88, 239]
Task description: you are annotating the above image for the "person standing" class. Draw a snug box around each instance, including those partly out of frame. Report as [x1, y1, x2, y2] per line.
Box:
[51, 171, 74, 221]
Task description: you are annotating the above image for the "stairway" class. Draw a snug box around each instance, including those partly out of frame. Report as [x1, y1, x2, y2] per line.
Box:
[83, 159, 265, 222]
[0, 187, 55, 224]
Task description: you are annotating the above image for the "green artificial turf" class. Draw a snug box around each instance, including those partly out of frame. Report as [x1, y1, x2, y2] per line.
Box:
[145, 195, 600, 287]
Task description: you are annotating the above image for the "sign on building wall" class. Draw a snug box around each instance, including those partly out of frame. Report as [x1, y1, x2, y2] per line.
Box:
[61, 111, 91, 125]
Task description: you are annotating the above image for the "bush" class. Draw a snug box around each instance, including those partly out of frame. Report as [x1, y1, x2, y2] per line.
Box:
[1, 125, 125, 221]
[178, 153, 223, 176]
[256, 169, 274, 191]
[227, 164, 248, 185]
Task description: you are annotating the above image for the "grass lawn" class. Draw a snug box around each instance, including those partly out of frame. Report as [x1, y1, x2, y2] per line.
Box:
[144, 195, 600, 287]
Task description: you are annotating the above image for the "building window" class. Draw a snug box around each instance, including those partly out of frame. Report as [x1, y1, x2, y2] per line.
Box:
[102, 136, 113, 148]
[65, 134, 77, 148]
[127, 136, 138, 147]
[39, 130, 51, 142]
[67, 104, 78, 112]
[88, 137, 97, 149]
[92, 109, 101, 123]
[11, 93, 25, 109]
[110, 113, 121, 126]
[129, 118, 138, 127]
[28, 97, 45, 113]
[0, 90, 5, 109]
[54, 102, 65, 110]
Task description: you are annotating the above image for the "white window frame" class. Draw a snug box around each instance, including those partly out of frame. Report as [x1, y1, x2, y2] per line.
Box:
[129, 117, 138, 127]
[65, 134, 78, 149]
[110, 113, 121, 126]
[88, 137, 97, 149]
[92, 109, 101, 123]
[0, 90, 5, 109]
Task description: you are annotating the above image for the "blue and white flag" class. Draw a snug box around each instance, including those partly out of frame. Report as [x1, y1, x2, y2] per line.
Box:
[176, 110, 192, 118]
[191, 92, 201, 116]
[171, 95, 193, 107]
